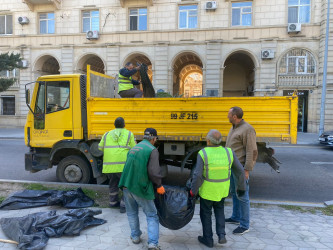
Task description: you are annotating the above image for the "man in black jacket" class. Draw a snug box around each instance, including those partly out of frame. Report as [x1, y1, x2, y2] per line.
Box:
[118, 62, 143, 98]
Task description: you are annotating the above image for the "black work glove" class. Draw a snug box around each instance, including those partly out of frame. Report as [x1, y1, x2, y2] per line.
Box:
[237, 190, 245, 197]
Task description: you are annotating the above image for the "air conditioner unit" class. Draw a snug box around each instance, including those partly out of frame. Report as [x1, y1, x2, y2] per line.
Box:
[18, 16, 29, 25]
[261, 50, 275, 59]
[205, 1, 217, 10]
[86, 30, 99, 40]
[288, 23, 301, 33]
[19, 59, 29, 68]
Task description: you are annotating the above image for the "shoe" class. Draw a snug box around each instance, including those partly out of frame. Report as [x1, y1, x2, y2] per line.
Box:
[233, 226, 249, 235]
[109, 202, 120, 208]
[148, 243, 161, 250]
[197, 236, 213, 248]
[130, 236, 141, 244]
[225, 217, 240, 224]
[120, 206, 126, 213]
[218, 235, 227, 244]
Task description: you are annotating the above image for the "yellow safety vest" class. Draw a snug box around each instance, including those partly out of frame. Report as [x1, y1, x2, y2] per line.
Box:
[98, 128, 136, 173]
[118, 73, 134, 92]
[198, 146, 233, 201]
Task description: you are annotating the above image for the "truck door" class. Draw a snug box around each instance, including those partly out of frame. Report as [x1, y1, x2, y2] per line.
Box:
[30, 80, 73, 148]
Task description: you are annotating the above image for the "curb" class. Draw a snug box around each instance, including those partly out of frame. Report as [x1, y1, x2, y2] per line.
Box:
[0, 179, 326, 208]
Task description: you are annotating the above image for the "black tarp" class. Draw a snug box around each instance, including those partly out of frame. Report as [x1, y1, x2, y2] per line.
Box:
[0, 208, 106, 250]
[154, 185, 196, 230]
[0, 188, 94, 210]
[138, 63, 155, 97]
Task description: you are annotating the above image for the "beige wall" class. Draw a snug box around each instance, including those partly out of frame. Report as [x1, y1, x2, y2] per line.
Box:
[0, 0, 332, 133]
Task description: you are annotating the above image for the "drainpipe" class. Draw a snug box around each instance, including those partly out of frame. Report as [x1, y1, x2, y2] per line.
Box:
[319, 0, 330, 135]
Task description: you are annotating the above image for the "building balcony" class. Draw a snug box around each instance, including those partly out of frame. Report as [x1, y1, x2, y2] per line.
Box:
[22, 0, 61, 11]
[277, 74, 316, 87]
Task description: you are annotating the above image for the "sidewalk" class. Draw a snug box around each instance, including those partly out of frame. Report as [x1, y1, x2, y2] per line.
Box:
[0, 203, 332, 250]
[0, 127, 322, 146]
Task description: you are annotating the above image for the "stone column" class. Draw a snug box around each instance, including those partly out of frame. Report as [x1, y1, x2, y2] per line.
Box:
[61, 45, 74, 74]
[106, 44, 120, 77]
[154, 43, 169, 92]
[219, 66, 225, 97]
[205, 41, 222, 96]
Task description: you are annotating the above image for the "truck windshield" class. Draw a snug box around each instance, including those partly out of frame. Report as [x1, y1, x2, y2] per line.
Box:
[46, 81, 70, 113]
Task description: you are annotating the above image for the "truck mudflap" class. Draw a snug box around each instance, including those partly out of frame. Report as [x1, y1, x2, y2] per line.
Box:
[257, 143, 281, 173]
[25, 151, 51, 172]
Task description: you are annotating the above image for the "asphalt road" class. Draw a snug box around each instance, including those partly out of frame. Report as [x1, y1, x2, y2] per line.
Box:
[1, 138, 333, 203]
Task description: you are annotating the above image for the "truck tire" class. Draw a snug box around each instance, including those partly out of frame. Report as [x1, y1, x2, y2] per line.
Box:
[56, 155, 91, 184]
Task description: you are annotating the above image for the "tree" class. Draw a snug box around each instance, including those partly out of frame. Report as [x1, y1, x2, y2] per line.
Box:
[0, 52, 22, 92]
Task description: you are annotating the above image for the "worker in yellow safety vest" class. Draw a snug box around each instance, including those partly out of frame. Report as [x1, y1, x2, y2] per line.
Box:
[190, 129, 246, 248]
[118, 62, 143, 98]
[98, 117, 136, 213]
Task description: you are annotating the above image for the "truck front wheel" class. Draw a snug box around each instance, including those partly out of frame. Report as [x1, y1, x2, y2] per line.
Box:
[56, 155, 92, 184]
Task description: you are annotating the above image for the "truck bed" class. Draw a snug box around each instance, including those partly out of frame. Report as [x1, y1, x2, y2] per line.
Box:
[86, 96, 298, 144]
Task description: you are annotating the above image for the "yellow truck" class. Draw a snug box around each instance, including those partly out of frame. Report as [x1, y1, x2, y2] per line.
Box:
[24, 66, 298, 184]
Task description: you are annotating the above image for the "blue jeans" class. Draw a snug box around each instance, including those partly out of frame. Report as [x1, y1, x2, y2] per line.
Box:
[230, 173, 250, 229]
[123, 188, 159, 245]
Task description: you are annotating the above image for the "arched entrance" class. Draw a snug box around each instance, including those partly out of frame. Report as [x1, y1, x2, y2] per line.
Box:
[33, 55, 60, 78]
[123, 53, 153, 83]
[76, 54, 105, 74]
[172, 52, 203, 97]
[223, 52, 255, 97]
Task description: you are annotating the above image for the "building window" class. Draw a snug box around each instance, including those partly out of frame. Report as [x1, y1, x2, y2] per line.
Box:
[129, 8, 147, 31]
[279, 49, 315, 74]
[82, 10, 99, 32]
[288, 0, 310, 23]
[39, 13, 55, 34]
[0, 69, 18, 78]
[179, 5, 198, 29]
[231, 2, 252, 26]
[1, 96, 15, 115]
[0, 14, 13, 35]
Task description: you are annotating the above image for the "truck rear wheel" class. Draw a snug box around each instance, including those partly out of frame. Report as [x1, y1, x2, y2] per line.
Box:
[56, 155, 91, 184]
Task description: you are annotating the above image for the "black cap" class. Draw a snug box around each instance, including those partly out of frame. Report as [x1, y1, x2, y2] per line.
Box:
[144, 128, 158, 138]
[114, 117, 125, 128]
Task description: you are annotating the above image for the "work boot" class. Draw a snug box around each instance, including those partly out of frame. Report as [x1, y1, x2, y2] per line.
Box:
[197, 236, 213, 248]
[233, 226, 249, 235]
[130, 236, 141, 244]
[109, 202, 120, 208]
[148, 243, 161, 250]
[120, 206, 126, 214]
[218, 235, 227, 244]
[225, 217, 240, 224]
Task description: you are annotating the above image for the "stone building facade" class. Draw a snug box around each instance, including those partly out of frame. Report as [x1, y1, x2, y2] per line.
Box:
[0, 0, 332, 133]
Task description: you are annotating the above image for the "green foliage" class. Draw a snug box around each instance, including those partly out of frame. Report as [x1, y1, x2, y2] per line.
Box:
[156, 92, 184, 98]
[0, 196, 5, 203]
[320, 205, 333, 216]
[0, 52, 22, 92]
[23, 183, 51, 191]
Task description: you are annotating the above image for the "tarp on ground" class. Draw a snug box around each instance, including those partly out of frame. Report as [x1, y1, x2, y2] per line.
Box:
[0, 208, 106, 250]
[0, 188, 94, 210]
[154, 185, 196, 230]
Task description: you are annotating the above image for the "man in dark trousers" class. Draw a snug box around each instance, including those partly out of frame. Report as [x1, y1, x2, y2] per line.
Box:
[190, 129, 246, 248]
[118, 62, 143, 98]
[225, 106, 258, 235]
[98, 117, 136, 213]
[119, 128, 165, 250]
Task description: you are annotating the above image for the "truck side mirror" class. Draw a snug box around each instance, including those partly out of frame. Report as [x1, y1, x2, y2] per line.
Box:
[25, 89, 30, 104]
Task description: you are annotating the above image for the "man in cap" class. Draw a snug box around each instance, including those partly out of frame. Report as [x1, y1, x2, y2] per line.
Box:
[98, 117, 136, 213]
[119, 128, 165, 250]
[190, 129, 246, 248]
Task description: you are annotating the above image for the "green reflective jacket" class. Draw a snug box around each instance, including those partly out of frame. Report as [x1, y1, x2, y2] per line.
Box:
[198, 146, 233, 201]
[118, 73, 133, 92]
[98, 128, 136, 173]
[119, 140, 156, 200]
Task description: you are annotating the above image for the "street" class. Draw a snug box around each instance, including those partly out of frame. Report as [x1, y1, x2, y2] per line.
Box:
[1, 138, 332, 203]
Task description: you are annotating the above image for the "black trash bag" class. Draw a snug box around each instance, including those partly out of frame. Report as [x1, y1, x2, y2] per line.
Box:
[138, 63, 155, 97]
[154, 185, 196, 230]
[0, 188, 94, 210]
[0, 208, 106, 250]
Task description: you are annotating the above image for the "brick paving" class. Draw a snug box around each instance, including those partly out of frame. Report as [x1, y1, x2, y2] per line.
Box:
[0, 204, 332, 250]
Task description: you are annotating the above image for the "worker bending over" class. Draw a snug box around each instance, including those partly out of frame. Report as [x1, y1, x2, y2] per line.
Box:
[118, 62, 143, 98]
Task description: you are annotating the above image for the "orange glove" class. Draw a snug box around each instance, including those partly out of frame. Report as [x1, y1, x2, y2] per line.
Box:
[157, 186, 165, 195]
